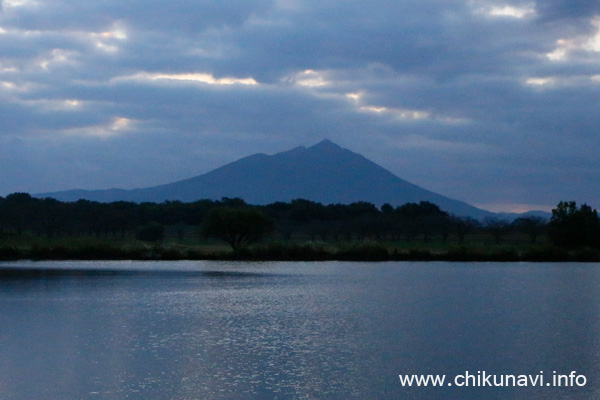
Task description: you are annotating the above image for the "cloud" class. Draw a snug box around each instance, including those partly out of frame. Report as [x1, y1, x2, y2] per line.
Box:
[1, 0, 272, 33]
[535, 0, 600, 22]
[0, 0, 599, 211]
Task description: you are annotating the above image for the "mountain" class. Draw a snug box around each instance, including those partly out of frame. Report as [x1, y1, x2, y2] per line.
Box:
[38, 139, 495, 218]
[497, 210, 551, 222]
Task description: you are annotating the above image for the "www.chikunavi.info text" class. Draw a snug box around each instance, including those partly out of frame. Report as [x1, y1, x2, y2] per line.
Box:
[399, 370, 587, 387]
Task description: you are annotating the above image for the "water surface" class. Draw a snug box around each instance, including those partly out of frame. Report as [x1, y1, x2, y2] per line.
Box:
[0, 261, 598, 399]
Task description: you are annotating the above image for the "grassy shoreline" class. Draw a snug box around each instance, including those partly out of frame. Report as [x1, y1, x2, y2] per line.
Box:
[0, 237, 599, 262]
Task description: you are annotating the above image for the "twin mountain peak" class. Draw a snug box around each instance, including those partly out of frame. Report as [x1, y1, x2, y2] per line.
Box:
[40, 139, 494, 219]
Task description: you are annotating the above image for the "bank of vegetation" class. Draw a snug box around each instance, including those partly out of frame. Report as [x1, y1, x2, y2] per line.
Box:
[0, 193, 599, 262]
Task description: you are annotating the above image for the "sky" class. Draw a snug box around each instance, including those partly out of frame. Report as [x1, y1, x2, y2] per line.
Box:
[1, 0, 599, 213]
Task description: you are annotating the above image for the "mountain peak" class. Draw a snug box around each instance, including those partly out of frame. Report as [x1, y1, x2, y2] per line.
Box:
[37, 139, 494, 218]
[308, 139, 342, 151]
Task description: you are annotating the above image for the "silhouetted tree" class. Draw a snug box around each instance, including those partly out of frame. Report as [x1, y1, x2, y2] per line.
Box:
[451, 216, 479, 244]
[548, 201, 600, 248]
[263, 201, 298, 240]
[483, 217, 511, 244]
[395, 201, 449, 242]
[513, 216, 547, 244]
[202, 207, 275, 250]
[288, 199, 326, 222]
[34, 197, 65, 238]
[0, 196, 5, 234]
[105, 201, 138, 237]
[4, 193, 35, 235]
[220, 197, 247, 208]
[381, 203, 394, 214]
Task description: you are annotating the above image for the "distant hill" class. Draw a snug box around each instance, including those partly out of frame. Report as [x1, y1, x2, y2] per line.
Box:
[496, 210, 551, 222]
[39, 139, 497, 218]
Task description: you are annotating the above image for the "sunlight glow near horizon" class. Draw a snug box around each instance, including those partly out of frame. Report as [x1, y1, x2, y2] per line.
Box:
[475, 202, 553, 214]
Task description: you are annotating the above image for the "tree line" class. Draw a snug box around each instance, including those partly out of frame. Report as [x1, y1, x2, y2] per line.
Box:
[0, 193, 598, 251]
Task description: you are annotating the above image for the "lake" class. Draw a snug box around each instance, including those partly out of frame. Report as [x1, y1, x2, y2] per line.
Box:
[0, 261, 598, 399]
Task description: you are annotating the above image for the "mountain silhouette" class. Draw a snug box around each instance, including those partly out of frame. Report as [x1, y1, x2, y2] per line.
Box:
[39, 139, 493, 218]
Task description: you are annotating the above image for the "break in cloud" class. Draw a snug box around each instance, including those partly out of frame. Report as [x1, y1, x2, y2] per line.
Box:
[1, 0, 599, 212]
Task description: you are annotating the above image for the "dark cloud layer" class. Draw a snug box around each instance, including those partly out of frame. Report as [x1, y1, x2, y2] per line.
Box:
[536, 0, 600, 21]
[0, 0, 599, 212]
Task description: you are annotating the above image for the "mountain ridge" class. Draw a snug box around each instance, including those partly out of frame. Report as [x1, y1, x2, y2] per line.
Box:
[38, 140, 519, 219]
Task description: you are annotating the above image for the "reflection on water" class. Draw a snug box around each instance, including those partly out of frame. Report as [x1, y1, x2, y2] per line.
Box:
[0, 261, 598, 399]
